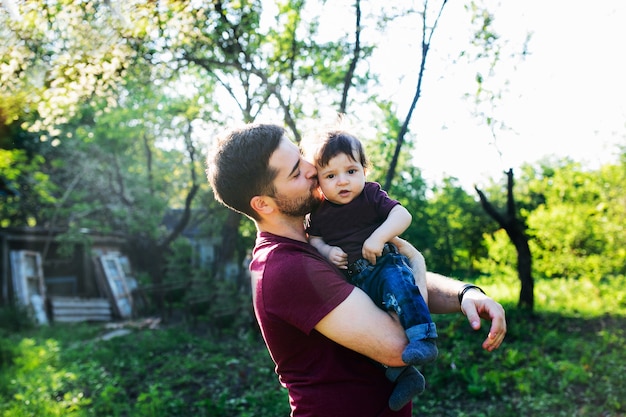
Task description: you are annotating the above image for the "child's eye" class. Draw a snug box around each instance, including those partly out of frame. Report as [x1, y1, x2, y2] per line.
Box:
[326, 174, 335, 179]
[348, 169, 356, 174]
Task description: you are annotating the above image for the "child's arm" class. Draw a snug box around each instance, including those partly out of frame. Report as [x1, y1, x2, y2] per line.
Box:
[309, 235, 349, 269]
[362, 205, 412, 264]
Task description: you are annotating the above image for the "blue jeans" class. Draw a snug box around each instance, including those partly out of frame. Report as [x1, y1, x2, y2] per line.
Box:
[346, 249, 437, 341]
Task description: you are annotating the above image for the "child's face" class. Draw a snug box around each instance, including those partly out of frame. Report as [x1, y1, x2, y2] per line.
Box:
[316, 150, 366, 205]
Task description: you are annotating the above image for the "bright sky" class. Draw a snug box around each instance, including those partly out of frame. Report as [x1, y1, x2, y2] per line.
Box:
[259, 2, 625, 189]
[359, 1, 626, 189]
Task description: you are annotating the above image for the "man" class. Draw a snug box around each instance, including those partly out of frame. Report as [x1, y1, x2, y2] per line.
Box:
[206, 123, 506, 417]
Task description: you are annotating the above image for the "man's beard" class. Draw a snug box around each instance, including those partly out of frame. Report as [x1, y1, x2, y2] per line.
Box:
[274, 186, 322, 217]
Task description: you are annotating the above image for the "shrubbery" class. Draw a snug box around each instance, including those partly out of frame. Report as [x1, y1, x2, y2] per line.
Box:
[1, 274, 625, 416]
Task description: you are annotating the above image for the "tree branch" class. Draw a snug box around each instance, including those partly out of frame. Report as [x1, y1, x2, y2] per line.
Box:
[474, 185, 506, 226]
[506, 168, 516, 217]
[160, 120, 200, 250]
[340, 0, 362, 113]
[384, 0, 448, 190]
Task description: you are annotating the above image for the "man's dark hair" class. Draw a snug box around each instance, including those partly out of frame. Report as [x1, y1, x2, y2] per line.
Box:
[206, 124, 285, 221]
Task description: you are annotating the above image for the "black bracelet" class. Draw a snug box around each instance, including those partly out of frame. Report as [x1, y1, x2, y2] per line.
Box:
[458, 284, 486, 305]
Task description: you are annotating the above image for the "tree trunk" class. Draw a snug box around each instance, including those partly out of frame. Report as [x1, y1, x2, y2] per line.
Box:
[216, 209, 242, 273]
[506, 222, 534, 310]
[128, 236, 166, 314]
[475, 169, 534, 309]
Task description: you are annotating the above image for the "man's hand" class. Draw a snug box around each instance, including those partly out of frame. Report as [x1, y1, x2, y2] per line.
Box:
[460, 289, 507, 352]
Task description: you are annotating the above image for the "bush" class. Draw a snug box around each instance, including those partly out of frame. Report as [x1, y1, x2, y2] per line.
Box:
[0, 274, 625, 416]
[0, 305, 35, 333]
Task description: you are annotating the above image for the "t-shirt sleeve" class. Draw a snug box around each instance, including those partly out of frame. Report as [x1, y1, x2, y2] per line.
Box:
[262, 249, 354, 335]
[365, 182, 400, 217]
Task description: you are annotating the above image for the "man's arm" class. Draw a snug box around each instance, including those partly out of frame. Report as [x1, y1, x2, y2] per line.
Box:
[314, 287, 408, 367]
[393, 236, 507, 352]
[314, 238, 506, 366]
[313, 238, 430, 367]
[426, 272, 506, 351]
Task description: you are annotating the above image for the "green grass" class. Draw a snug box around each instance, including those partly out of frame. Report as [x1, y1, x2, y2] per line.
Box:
[1, 275, 625, 417]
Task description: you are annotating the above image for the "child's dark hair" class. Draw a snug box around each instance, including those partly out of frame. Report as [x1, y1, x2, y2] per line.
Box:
[313, 131, 369, 169]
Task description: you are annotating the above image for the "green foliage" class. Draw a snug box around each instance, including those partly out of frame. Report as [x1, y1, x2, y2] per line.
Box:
[413, 274, 626, 416]
[474, 272, 626, 317]
[364, 100, 409, 187]
[474, 228, 517, 278]
[0, 325, 289, 417]
[0, 0, 133, 132]
[2, 0, 368, 284]
[0, 305, 36, 333]
[0, 147, 57, 227]
[425, 177, 495, 277]
[1, 0, 624, 307]
[0, 333, 17, 368]
[393, 165, 432, 255]
[163, 238, 195, 283]
[533, 274, 626, 316]
[478, 156, 625, 285]
[525, 159, 626, 281]
[1, 273, 625, 416]
[0, 338, 91, 416]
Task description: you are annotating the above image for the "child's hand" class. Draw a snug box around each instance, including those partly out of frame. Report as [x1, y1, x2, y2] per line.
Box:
[362, 238, 385, 265]
[328, 246, 348, 269]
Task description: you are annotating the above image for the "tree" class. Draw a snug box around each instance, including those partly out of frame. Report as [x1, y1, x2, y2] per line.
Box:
[162, 0, 374, 268]
[2, 0, 537, 292]
[2, 0, 366, 275]
[476, 169, 533, 309]
[338, 0, 366, 114]
[382, 1, 449, 191]
[1, 0, 135, 227]
[426, 177, 493, 276]
[522, 157, 626, 281]
[0, 0, 134, 133]
[46, 76, 210, 280]
[0, 146, 57, 227]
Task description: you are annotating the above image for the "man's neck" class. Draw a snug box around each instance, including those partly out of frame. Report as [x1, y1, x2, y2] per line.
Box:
[257, 216, 308, 243]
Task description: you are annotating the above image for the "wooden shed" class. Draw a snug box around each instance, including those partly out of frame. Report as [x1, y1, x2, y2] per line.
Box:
[0, 227, 135, 323]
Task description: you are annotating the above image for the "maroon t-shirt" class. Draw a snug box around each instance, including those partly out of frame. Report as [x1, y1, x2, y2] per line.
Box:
[306, 182, 400, 264]
[250, 232, 411, 417]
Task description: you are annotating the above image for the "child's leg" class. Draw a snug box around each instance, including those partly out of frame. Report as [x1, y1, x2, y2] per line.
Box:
[385, 366, 425, 411]
[347, 251, 438, 365]
[381, 254, 438, 365]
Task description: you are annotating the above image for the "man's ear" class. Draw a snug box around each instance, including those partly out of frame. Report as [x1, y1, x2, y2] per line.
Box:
[250, 195, 274, 216]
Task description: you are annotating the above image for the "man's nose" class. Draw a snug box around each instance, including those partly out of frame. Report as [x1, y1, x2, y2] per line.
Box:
[302, 160, 317, 178]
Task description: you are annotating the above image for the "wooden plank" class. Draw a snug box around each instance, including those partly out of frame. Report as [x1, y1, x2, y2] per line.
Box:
[54, 315, 111, 323]
[49, 297, 112, 323]
[51, 297, 110, 308]
[94, 254, 133, 319]
[53, 307, 111, 315]
[10, 250, 48, 325]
